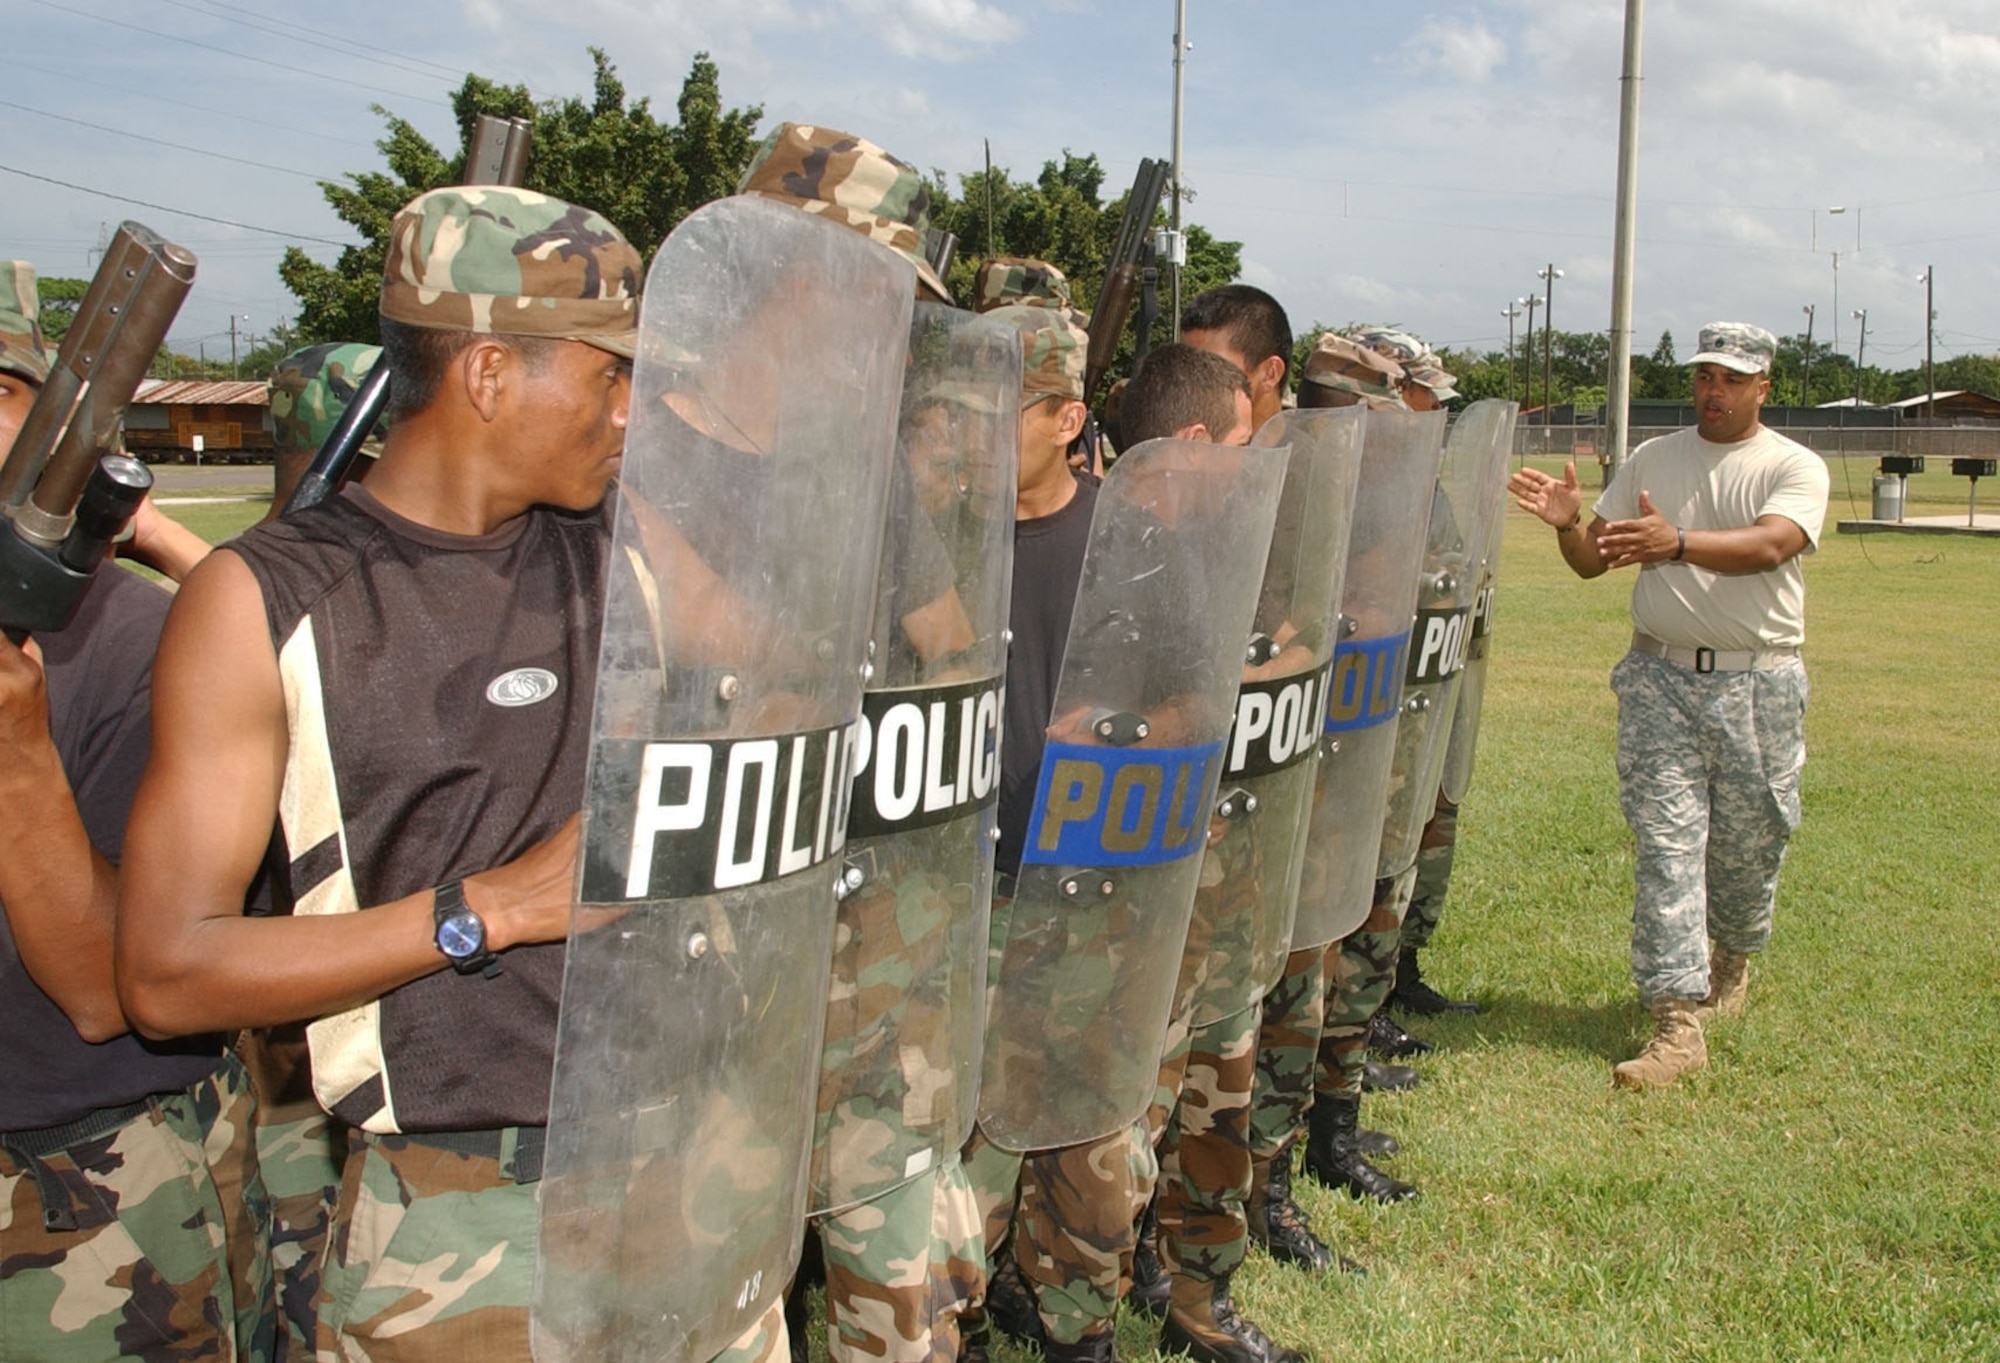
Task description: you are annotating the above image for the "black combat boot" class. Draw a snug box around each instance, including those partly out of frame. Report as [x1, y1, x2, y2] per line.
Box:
[1159, 1272, 1306, 1363]
[1303, 1091, 1418, 1204]
[1366, 1008, 1434, 1058]
[1128, 1195, 1170, 1320]
[985, 1254, 1047, 1349]
[1043, 1327, 1119, 1363]
[1361, 1060, 1420, 1092]
[1390, 946, 1481, 1015]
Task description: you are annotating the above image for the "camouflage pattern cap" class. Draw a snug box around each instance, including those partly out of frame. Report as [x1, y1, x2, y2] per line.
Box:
[736, 123, 951, 303]
[379, 187, 641, 359]
[974, 256, 1072, 314]
[1301, 333, 1409, 410]
[1353, 325, 1459, 400]
[0, 261, 49, 385]
[269, 342, 385, 455]
[1690, 321, 1777, 375]
[987, 303, 1087, 403]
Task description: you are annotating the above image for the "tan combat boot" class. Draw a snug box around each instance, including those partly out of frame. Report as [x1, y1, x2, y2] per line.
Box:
[1612, 997, 1707, 1090]
[1697, 944, 1750, 1020]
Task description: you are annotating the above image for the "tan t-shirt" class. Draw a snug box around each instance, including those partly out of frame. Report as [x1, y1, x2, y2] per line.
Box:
[1594, 424, 1829, 651]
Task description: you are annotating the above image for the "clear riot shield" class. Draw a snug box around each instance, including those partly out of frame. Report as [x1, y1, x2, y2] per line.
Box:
[977, 437, 1289, 1152]
[1178, 408, 1364, 1027]
[1289, 409, 1447, 949]
[1439, 528, 1502, 805]
[808, 305, 1022, 1215]
[533, 196, 914, 1363]
[1376, 400, 1517, 879]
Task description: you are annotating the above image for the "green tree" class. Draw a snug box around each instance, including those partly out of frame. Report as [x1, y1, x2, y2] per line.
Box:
[279, 51, 763, 346]
[928, 154, 1241, 388]
[34, 276, 89, 348]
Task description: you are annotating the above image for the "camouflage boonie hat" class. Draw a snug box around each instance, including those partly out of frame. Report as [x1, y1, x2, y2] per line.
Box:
[1690, 321, 1777, 375]
[1301, 333, 1409, 410]
[1, 261, 49, 385]
[269, 342, 385, 455]
[736, 123, 952, 304]
[379, 187, 641, 359]
[974, 256, 1072, 314]
[1353, 325, 1459, 400]
[987, 304, 1087, 403]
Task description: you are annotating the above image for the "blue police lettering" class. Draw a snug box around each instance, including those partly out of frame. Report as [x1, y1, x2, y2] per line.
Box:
[1025, 740, 1224, 868]
[1324, 635, 1406, 733]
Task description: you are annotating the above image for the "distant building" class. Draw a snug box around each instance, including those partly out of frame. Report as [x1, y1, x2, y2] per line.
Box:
[1885, 391, 2000, 422]
[124, 379, 272, 460]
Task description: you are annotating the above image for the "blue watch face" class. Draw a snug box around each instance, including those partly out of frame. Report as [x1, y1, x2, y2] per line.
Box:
[438, 911, 486, 960]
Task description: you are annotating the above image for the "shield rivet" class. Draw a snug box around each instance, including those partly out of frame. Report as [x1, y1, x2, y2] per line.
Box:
[687, 932, 711, 960]
[1099, 879, 1115, 897]
[716, 674, 741, 702]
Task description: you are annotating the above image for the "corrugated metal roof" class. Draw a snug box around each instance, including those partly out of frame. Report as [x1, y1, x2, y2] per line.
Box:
[132, 379, 270, 406]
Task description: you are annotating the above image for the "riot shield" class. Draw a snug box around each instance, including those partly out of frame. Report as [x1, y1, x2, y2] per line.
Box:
[1290, 408, 1447, 949]
[1180, 408, 1364, 1027]
[1376, 400, 1517, 878]
[808, 304, 1022, 1215]
[977, 436, 1290, 1153]
[534, 196, 915, 1363]
[1440, 528, 1502, 805]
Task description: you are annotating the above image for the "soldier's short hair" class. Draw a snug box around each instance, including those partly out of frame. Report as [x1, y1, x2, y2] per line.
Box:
[1180, 284, 1293, 380]
[377, 319, 566, 426]
[1121, 342, 1249, 447]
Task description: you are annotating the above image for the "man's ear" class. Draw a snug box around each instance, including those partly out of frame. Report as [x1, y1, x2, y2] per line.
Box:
[1056, 398, 1089, 444]
[460, 339, 513, 423]
[1173, 422, 1211, 443]
[1252, 353, 1287, 401]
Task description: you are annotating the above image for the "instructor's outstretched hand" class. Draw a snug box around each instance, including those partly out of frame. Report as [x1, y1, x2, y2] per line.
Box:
[1508, 460, 1584, 528]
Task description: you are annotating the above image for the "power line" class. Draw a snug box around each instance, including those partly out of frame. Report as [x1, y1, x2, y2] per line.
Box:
[26, 0, 449, 107]
[0, 99, 333, 181]
[0, 162, 351, 248]
[157, 0, 483, 87]
[24, 61, 378, 150]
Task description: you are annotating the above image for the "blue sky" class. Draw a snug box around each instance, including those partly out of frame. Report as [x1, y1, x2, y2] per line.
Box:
[5, 0, 1997, 375]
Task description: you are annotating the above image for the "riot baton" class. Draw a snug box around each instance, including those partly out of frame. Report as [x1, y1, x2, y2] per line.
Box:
[1083, 157, 1170, 406]
[284, 112, 534, 516]
[0, 221, 195, 640]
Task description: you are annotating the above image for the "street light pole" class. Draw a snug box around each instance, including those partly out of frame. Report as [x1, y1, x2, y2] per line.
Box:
[1501, 304, 1523, 404]
[1539, 263, 1563, 435]
[1604, 0, 1645, 478]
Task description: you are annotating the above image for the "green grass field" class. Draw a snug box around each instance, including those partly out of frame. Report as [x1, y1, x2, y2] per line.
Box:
[153, 470, 2000, 1360]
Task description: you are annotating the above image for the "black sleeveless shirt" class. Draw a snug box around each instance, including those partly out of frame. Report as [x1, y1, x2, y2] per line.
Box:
[227, 486, 607, 1132]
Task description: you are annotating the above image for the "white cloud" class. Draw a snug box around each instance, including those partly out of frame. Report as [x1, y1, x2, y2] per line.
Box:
[1404, 19, 1508, 84]
[839, 0, 1020, 61]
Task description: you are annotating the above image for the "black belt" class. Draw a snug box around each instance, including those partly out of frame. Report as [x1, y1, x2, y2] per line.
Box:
[381, 1125, 547, 1184]
[2, 1096, 161, 1233]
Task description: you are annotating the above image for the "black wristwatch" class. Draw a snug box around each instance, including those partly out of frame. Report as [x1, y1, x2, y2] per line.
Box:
[433, 879, 502, 979]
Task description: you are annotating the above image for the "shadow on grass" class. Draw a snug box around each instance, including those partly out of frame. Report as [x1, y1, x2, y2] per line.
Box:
[1408, 990, 1643, 1066]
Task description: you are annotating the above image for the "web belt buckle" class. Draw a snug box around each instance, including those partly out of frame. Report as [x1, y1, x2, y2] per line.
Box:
[1695, 647, 1716, 674]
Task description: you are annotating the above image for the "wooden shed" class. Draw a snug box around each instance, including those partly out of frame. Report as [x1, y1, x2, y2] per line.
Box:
[124, 379, 273, 460]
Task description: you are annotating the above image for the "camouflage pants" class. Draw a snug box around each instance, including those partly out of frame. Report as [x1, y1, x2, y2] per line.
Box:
[1317, 867, 1418, 1097]
[1155, 1002, 1259, 1284]
[1612, 651, 1807, 1005]
[1399, 792, 1460, 954]
[1014, 1119, 1157, 1345]
[240, 1025, 345, 1363]
[1247, 944, 1325, 1159]
[0, 1054, 275, 1363]
[818, 1153, 982, 1363]
[317, 1128, 790, 1363]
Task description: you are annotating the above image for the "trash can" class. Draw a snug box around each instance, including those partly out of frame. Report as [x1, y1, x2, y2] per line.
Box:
[1872, 474, 1904, 521]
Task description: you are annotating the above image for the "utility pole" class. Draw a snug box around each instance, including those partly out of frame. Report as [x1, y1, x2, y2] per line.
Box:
[1520, 294, 1542, 421]
[1501, 303, 1523, 404]
[983, 139, 995, 256]
[1919, 266, 1936, 421]
[230, 313, 247, 379]
[1605, 0, 1644, 477]
[1851, 309, 1868, 408]
[1800, 304, 1815, 406]
[1168, 0, 1188, 339]
[1539, 262, 1564, 439]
